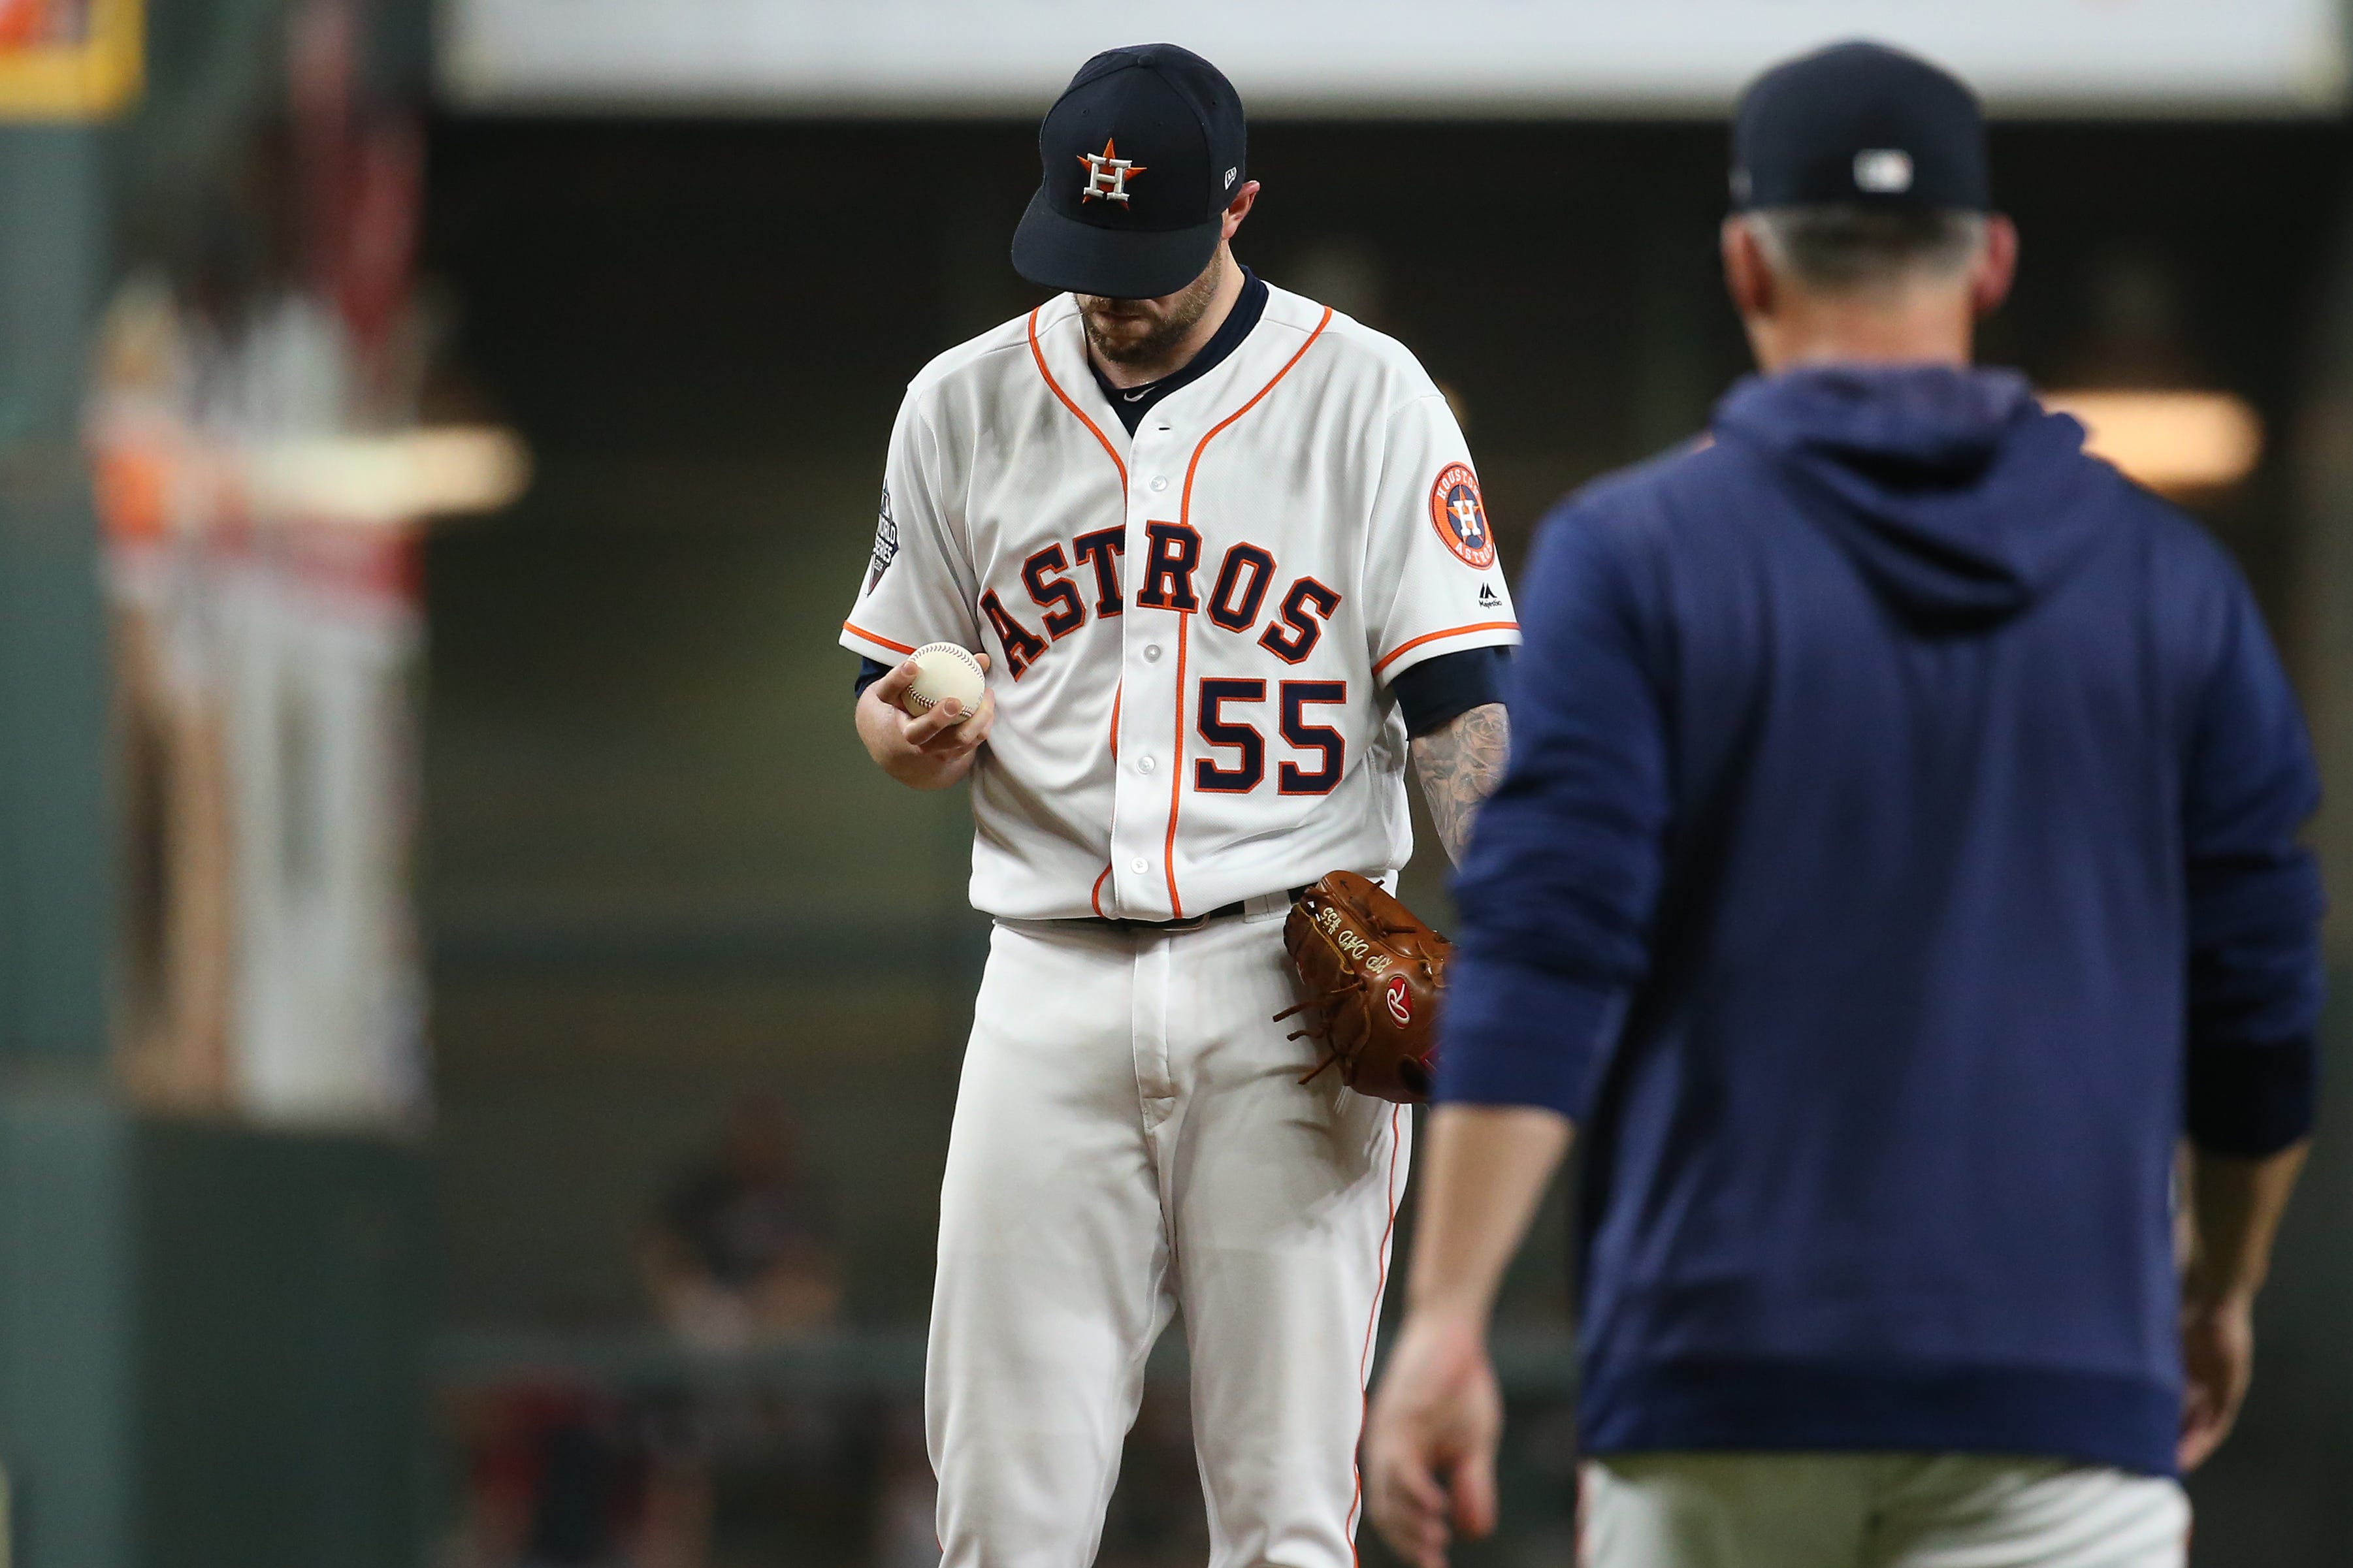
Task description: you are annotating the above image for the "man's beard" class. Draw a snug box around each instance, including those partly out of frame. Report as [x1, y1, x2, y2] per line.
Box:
[1080, 255, 1225, 369]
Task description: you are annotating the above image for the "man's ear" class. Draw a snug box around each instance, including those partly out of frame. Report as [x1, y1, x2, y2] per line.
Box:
[1222, 180, 1261, 243]
[1972, 214, 2019, 319]
[1721, 216, 1773, 319]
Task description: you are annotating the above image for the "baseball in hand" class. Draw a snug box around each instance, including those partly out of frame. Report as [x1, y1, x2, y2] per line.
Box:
[901, 643, 987, 721]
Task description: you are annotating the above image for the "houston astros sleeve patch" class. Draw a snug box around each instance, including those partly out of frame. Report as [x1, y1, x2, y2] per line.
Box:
[1429, 464, 1496, 569]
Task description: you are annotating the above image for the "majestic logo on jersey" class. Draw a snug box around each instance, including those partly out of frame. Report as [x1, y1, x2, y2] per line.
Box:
[864, 485, 899, 594]
[1478, 582, 1501, 608]
[1077, 138, 1146, 205]
[1429, 463, 1495, 570]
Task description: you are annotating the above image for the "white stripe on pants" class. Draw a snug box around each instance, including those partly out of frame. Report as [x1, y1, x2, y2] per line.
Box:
[929, 912, 1408, 1568]
[1582, 1452, 2190, 1568]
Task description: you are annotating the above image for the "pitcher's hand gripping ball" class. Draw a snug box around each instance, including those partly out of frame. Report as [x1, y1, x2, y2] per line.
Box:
[1274, 871, 1452, 1103]
[900, 643, 987, 720]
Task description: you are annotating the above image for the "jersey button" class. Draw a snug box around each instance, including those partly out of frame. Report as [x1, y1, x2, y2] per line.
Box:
[1143, 644, 1161, 662]
[1129, 857, 1149, 875]
[1137, 755, 1157, 775]
[1148, 475, 1169, 492]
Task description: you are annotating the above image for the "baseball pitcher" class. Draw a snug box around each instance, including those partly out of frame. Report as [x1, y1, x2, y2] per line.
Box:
[842, 43, 1517, 1568]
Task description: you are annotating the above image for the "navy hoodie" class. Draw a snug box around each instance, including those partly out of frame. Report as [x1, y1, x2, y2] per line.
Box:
[1438, 365, 2324, 1476]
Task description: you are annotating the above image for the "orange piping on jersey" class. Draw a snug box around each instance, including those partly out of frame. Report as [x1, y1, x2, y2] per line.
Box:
[1163, 611, 1190, 918]
[844, 620, 917, 656]
[1372, 620, 1519, 677]
[1178, 306, 1333, 528]
[1028, 307, 1128, 488]
[1105, 682, 1124, 914]
[1157, 306, 1335, 921]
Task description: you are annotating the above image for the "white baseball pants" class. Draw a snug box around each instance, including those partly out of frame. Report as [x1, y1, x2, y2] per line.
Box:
[1581, 1453, 2190, 1568]
[928, 910, 1409, 1568]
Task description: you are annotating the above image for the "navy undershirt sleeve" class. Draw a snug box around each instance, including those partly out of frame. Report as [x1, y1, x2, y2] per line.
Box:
[853, 656, 892, 697]
[1392, 646, 1510, 739]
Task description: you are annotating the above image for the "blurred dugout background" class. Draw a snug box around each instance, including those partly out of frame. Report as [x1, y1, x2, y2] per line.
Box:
[1, 2, 2350, 1566]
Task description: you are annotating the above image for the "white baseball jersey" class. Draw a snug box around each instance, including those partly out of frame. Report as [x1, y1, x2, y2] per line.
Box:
[841, 283, 1519, 921]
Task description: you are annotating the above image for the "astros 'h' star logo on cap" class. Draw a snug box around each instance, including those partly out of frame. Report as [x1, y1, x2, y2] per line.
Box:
[1429, 463, 1496, 569]
[1076, 136, 1146, 205]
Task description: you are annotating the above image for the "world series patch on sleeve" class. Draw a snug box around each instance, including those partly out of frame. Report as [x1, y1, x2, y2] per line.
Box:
[1275, 871, 1451, 1103]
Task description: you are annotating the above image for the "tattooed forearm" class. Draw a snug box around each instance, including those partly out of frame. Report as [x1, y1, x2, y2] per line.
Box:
[1411, 702, 1511, 865]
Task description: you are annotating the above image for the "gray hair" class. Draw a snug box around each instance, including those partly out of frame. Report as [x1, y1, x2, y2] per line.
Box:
[1745, 204, 1987, 293]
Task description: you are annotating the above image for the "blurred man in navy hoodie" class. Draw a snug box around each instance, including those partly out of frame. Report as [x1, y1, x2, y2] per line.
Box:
[1364, 40, 2322, 1568]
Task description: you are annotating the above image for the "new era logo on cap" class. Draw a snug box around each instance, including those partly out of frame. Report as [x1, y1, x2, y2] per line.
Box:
[1853, 148, 1914, 195]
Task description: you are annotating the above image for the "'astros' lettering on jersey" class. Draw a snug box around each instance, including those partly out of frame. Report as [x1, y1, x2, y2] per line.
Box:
[842, 285, 1519, 922]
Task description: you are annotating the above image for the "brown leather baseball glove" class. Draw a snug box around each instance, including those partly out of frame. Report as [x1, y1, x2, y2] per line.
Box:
[1273, 870, 1452, 1104]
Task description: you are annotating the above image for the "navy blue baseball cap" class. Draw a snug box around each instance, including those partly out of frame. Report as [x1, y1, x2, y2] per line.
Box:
[1012, 44, 1248, 300]
[1731, 41, 1990, 212]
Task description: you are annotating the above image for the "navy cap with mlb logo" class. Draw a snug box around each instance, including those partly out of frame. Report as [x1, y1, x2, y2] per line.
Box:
[1012, 43, 1248, 300]
[1730, 40, 1990, 213]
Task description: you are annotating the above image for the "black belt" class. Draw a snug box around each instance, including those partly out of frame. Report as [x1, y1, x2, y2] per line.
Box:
[1075, 884, 1313, 934]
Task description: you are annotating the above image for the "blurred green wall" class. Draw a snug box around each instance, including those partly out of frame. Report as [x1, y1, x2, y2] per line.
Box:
[0, 10, 441, 1561]
[428, 473, 984, 1323]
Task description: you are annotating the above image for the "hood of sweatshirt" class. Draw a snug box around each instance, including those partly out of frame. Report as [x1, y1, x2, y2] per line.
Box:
[1712, 364, 2101, 630]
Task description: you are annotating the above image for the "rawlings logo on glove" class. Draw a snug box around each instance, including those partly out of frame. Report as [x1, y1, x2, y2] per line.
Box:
[1384, 974, 1414, 1027]
[1274, 870, 1451, 1104]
